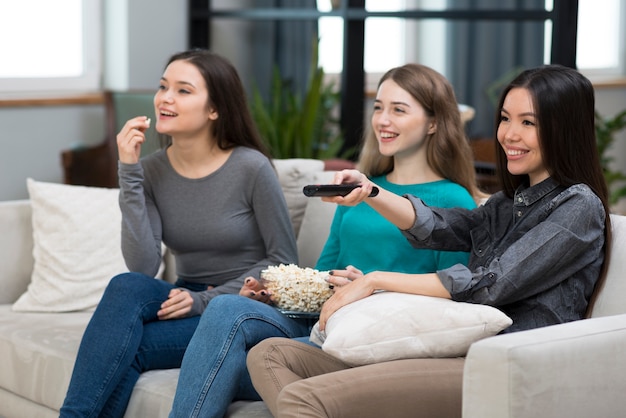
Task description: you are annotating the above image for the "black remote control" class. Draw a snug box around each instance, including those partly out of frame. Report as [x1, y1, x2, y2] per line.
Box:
[303, 184, 379, 197]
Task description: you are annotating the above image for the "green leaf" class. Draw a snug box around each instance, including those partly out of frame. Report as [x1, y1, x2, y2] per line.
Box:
[248, 39, 345, 161]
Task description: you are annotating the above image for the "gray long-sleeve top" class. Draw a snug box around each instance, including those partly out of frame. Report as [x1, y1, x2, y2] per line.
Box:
[401, 177, 606, 333]
[118, 146, 298, 315]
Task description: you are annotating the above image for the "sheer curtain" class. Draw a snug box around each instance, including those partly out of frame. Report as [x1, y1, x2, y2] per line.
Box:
[250, 0, 318, 101]
[446, 0, 545, 138]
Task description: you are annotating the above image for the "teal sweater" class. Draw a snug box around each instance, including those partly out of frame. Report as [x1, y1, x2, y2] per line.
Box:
[315, 176, 476, 274]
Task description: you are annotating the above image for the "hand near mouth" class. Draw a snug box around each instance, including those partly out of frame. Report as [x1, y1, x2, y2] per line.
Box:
[117, 116, 151, 164]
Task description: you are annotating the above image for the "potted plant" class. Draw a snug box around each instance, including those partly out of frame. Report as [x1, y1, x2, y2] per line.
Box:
[249, 44, 352, 162]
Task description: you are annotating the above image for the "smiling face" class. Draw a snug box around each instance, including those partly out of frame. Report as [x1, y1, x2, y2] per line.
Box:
[497, 87, 549, 186]
[153, 59, 218, 139]
[371, 79, 436, 160]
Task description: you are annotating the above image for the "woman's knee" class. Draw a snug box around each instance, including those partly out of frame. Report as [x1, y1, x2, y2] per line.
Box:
[194, 295, 254, 338]
[205, 293, 241, 309]
[103, 272, 170, 303]
[276, 380, 329, 418]
[203, 294, 263, 320]
[247, 338, 275, 373]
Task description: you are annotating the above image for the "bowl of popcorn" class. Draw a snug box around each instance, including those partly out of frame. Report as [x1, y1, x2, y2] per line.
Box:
[261, 264, 333, 315]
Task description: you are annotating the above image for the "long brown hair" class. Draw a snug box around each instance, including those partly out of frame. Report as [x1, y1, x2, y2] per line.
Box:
[357, 63, 480, 199]
[494, 65, 611, 315]
[163, 49, 270, 159]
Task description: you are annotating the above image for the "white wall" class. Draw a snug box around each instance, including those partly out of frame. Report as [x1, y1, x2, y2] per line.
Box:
[0, 0, 187, 201]
[0, 105, 105, 201]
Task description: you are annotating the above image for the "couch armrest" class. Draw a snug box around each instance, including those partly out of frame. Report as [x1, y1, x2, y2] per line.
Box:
[0, 200, 34, 304]
[463, 314, 626, 418]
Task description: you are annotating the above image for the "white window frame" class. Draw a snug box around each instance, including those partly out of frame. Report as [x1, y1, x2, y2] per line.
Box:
[575, 0, 625, 81]
[545, 0, 626, 81]
[318, 0, 437, 92]
[0, 0, 102, 95]
[321, 1, 626, 88]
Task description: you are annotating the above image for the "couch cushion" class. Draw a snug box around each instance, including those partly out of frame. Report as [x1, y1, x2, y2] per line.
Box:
[272, 159, 325, 237]
[12, 180, 167, 313]
[0, 200, 33, 304]
[0, 306, 181, 416]
[296, 170, 336, 268]
[0, 305, 90, 410]
[0, 305, 271, 417]
[12, 180, 129, 312]
[589, 213, 626, 318]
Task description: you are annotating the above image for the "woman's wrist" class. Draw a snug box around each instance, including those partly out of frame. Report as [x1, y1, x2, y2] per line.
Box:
[363, 271, 384, 293]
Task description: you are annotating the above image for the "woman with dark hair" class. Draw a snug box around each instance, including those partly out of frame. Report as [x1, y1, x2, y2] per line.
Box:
[166, 50, 267, 154]
[59, 49, 298, 417]
[167, 63, 478, 417]
[247, 65, 612, 418]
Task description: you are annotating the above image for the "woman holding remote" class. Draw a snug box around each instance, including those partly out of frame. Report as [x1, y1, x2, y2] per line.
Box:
[168, 63, 480, 417]
[247, 65, 612, 418]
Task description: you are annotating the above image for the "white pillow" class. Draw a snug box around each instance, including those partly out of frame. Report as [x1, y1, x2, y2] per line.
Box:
[12, 179, 129, 312]
[272, 159, 325, 238]
[310, 291, 512, 366]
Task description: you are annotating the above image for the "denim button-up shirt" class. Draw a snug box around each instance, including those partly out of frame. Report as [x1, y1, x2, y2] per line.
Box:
[402, 177, 606, 333]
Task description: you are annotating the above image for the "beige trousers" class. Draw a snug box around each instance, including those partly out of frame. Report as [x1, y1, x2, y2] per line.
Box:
[247, 337, 464, 418]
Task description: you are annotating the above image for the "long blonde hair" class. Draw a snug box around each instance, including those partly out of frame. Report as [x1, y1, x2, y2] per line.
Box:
[357, 63, 480, 199]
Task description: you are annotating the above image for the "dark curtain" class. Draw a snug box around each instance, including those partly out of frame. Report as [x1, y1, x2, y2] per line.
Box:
[251, 0, 318, 101]
[446, 0, 545, 139]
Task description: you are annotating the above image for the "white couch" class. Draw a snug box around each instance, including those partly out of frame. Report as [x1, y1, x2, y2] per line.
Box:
[463, 211, 626, 418]
[1, 156, 626, 418]
[0, 159, 335, 418]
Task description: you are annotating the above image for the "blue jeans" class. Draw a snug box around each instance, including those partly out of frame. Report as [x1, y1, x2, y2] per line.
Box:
[169, 294, 313, 418]
[60, 273, 207, 418]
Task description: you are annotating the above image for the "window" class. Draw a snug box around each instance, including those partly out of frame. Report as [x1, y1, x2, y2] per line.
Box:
[0, 0, 101, 94]
[318, 0, 407, 74]
[318, 0, 438, 90]
[320, 1, 626, 86]
[544, 0, 625, 79]
[575, 0, 624, 79]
